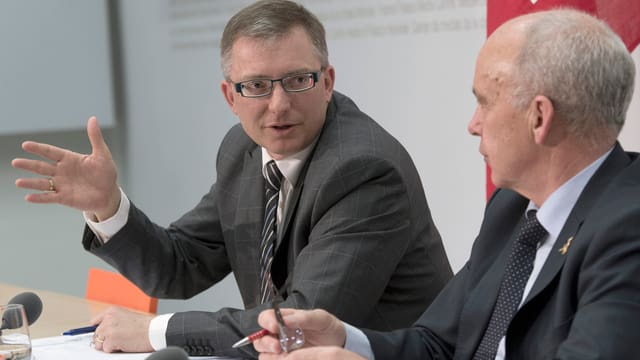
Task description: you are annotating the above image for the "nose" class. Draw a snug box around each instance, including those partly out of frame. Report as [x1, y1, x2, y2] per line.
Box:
[468, 107, 482, 136]
[268, 81, 292, 114]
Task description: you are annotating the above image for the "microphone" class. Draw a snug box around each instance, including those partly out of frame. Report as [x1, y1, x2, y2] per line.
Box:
[1, 292, 43, 330]
[145, 347, 189, 360]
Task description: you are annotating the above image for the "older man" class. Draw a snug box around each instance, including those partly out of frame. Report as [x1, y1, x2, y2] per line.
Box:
[255, 8, 640, 360]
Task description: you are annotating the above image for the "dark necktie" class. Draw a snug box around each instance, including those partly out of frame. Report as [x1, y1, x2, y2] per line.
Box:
[259, 160, 283, 304]
[473, 210, 548, 360]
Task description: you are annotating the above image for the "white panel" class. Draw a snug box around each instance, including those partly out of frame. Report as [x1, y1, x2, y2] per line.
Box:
[619, 47, 640, 152]
[0, 0, 114, 134]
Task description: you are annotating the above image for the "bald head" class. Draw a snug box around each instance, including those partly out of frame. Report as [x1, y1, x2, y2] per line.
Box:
[473, 16, 528, 104]
[484, 9, 635, 147]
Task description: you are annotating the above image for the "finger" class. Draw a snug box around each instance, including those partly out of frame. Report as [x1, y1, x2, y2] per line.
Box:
[20, 141, 68, 163]
[90, 311, 106, 326]
[253, 334, 282, 354]
[87, 116, 112, 158]
[11, 158, 56, 176]
[15, 178, 56, 192]
[282, 347, 351, 360]
[93, 330, 105, 351]
[259, 353, 288, 360]
[258, 310, 281, 333]
[23, 192, 61, 204]
[293, 309, 333, 330]
[272, 308, 312, 330]
[101, 338, 118, 353]
[93, 341, 103, 351]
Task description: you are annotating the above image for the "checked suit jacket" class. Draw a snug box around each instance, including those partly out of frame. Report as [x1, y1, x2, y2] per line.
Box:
[364, 144, 640, 359]
[83, 91, 453, 358]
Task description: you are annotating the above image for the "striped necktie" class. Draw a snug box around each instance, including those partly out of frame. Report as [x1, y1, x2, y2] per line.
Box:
[259, 160, 283, 304]
[473, 210, 548, 360]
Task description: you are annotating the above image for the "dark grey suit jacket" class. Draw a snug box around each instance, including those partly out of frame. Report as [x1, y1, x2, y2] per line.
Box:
[83, 91, 452, 357]
[364, 144, 640, 359]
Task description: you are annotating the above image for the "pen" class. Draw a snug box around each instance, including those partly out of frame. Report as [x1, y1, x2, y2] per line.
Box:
[232, 328, 269, 348]
[62, 325, 98, 336]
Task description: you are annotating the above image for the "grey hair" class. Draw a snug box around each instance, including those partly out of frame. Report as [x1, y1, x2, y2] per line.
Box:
[511, 9, 635, 143]
[220, 0, 329, 79]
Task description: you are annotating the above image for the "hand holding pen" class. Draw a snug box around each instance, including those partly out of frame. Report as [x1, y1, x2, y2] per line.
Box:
[233, 297, 304, 352]
[253, 308, 349, 357]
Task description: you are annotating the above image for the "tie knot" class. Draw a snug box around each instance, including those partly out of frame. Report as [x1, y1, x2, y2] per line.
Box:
[518, 210, 548, 248]
[265, 160, 283, 192]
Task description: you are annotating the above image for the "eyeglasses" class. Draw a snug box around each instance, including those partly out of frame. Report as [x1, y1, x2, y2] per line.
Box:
[233, 71, 321, 98]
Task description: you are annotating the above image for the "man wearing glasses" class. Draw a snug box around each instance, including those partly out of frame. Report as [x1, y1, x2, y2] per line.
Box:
[12, 0, 452, 358]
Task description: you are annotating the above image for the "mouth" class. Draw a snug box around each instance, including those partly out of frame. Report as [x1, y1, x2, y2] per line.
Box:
[266, 123, 297, 133]
[271, 124, 294, 130]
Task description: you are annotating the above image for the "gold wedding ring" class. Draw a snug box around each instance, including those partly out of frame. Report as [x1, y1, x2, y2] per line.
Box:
[94, 334, 105, 343]
[47, 177, 56, 192]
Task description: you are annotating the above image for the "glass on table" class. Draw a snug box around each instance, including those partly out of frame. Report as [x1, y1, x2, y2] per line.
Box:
[0, 303, 32, 360]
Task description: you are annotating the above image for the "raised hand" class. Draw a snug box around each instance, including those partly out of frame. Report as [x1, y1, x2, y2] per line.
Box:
[12, 116, 121, 220]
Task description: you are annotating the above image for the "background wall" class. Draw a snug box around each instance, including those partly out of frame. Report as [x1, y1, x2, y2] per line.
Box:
[1, 0, 638, 315]
[0, 0, 115, 133]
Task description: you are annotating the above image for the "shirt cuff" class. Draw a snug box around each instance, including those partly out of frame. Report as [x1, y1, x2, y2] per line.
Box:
[343, 322, 375, 360]
[149, 313, 173, 350]
[83, 188, 130, 242]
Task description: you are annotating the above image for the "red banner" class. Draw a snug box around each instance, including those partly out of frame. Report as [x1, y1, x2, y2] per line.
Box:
[485, 0, 640, 198]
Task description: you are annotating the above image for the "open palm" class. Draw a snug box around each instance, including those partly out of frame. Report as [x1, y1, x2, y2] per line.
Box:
[12, 117, 121, 219]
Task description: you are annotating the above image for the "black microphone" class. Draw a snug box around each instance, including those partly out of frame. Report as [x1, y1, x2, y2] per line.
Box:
[1, 292, 43, 330]
[145, 347, 189, 360]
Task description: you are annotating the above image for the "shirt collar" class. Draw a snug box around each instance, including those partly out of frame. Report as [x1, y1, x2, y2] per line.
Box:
[261, 139, 318, 187]
[529, 147, 613, 239]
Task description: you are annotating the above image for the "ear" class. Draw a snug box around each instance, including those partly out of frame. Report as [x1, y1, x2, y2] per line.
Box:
[529, 95, 555, 145]
[321, 65, 335, 102]
[221, 80, 238, 115]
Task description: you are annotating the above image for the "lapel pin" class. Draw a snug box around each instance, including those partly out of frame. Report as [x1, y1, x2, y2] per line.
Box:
[559, 236, 574, 255]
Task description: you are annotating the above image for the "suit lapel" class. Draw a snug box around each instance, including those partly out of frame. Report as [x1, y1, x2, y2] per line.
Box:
[275, 143, 315, 252]
[523, 144, 632, 305]
[523, 219, 582, 304]
[270, 101, 335, 291]
[273, 103, 332, 252]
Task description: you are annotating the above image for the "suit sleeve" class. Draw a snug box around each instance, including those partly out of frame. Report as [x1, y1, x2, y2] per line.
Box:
[363, 264, 467, 360]
[82, 184, 232, 299]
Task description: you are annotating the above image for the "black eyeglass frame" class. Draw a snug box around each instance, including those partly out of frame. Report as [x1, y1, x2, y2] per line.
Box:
[233, 71, 321, 98]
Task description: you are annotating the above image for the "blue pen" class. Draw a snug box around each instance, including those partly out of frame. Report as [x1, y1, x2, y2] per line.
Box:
[62, 325, 98, 336]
